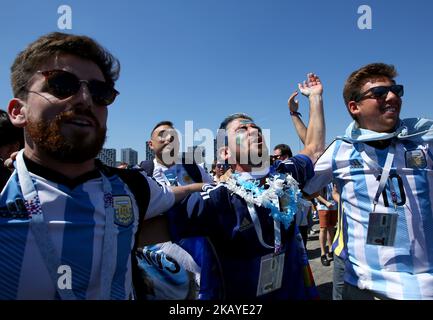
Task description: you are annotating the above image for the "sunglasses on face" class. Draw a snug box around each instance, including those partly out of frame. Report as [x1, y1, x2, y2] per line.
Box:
[354, 84, 404, 103]
[37, 70, 119, 106]
[216, 164, 230, 170]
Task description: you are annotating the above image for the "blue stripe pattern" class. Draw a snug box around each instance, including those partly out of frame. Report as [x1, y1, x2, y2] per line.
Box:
[341, 141, 432, 298]
[109, 175, 136, 300]
[331, 140, 349, 259]
[59, 184, 95, 299]
[0, 174, 30, 299]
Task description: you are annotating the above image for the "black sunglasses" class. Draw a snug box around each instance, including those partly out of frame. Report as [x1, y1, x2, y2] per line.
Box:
[216, 163, 230, 169]
[354, 84, 404, 102]
[37, 70, 119, 106]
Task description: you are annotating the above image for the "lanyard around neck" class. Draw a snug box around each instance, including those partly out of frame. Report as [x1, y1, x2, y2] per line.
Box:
[246, 203, 282, 254]
[16, 150, 118, 299]
[357, 143, 396, 211]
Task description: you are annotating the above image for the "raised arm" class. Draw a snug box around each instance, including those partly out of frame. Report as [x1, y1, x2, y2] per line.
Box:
[298, 73, 325, 163]
[288, 91, 307, 144]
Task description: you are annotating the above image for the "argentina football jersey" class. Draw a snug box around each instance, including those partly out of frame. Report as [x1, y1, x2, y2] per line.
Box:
[303, 118, 433, 299]
[0, 152, 174, 299]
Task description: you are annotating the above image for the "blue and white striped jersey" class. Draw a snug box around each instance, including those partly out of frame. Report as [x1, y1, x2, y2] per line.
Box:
[0, 157, 174, 300]
[303, 118, 433, 299]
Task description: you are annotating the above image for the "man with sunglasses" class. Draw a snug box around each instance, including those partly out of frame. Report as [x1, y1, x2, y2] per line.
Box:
[302, 63, 433, 300]
[0, 32, 203, 300]
[273, 144, 293, 162]
[213, 162, 231, 182]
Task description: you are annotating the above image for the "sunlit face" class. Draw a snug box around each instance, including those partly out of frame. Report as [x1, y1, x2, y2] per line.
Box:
[349, 78, 402, 133]
[148, 124, 180, 164]
[225, 118, 268, 166]
[21, 54, 108, 163]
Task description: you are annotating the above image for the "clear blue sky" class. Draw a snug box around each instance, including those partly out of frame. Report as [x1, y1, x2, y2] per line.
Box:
[1, 0, 432, 163]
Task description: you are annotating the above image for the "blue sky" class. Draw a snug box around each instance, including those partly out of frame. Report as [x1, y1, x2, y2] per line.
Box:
[1, 0, 432, 163]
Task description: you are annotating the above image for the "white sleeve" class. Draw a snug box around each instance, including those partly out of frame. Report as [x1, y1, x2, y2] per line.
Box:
[303, 141, 336, 195]
[144, 174, 175, 220]
[198, 165, 214, 184]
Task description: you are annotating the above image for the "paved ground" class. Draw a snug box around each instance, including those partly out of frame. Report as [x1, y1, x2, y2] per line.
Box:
[305, 220, 334, 300]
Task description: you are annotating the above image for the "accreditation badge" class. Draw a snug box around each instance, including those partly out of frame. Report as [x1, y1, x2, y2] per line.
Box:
[113, 195, 134, 227]
[256, 252, 285, 296]
[366, 212, 398, 246]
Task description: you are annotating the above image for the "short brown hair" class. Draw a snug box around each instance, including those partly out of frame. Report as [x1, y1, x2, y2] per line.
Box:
[11, 32, 120, 99]
[274, 143, 293, 158]
[343, 63, 397, 118]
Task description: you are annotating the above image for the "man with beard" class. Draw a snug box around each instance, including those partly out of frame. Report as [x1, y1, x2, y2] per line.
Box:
[0, 32, 202, 300]
[302, 63, 433, 300]
[166, 73, 325, 299]
[135, 121, 214, 300]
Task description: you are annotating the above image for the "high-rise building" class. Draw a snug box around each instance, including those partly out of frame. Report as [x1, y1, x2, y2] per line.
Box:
[145, 143, 155, 161]
[214, 138, 217, 161]
[183, 146, 205, 164]
[97, 148, 116, 167]
[121, 148, 138, 166]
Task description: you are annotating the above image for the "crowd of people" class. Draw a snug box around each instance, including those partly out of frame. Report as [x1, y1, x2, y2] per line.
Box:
[0, 32, 432, 300]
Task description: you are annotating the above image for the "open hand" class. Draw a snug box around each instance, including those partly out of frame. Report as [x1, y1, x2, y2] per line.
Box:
[298, 73, 323, 97]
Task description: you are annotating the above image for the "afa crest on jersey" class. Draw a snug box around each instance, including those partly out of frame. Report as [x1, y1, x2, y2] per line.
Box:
[113, 196, 134, 227]
[405, 149, 427, 169]
[176, 166, 193, 185]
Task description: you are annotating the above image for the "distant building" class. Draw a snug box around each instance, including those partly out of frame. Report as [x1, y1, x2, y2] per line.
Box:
[145, 143, 155, 161]
[97, 148, 116, 167]
[213, 138, 217, 161]
[121, 148, 138, 166]
[183, 146, 205, 164]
